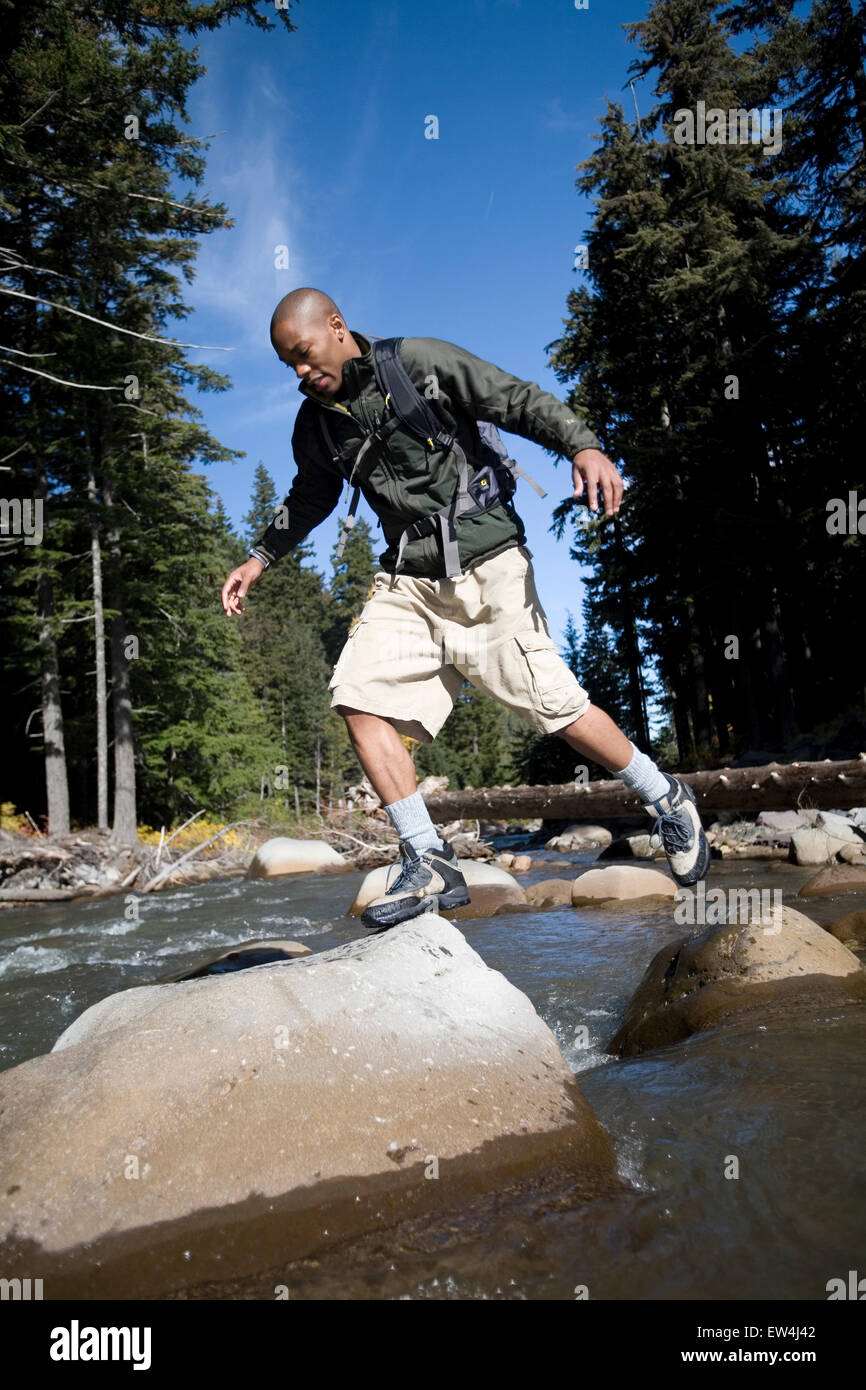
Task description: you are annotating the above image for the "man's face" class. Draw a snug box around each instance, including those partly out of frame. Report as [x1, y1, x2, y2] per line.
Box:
[271, 313, 354, 396]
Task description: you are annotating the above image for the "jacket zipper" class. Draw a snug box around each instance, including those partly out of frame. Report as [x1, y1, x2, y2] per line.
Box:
[317, 393, 397, 486]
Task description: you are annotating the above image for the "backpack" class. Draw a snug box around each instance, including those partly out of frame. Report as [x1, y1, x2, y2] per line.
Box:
[318, 337, 547, 578]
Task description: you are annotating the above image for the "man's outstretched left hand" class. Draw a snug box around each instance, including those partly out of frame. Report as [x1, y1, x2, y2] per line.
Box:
[572, 449, 623, 516]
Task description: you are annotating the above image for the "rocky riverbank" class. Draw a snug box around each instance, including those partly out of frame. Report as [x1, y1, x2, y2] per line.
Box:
[4, 773, 864, 909]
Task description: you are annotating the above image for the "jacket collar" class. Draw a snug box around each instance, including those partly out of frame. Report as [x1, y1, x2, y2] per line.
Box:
[299, 329, 372, 405]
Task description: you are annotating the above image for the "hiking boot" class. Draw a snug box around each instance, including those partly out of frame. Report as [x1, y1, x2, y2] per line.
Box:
[643, 773, 711, 886]
[361, 838, 471, 932]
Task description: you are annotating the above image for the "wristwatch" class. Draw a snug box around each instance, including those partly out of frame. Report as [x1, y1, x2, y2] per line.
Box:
[248, 548, 271, 569]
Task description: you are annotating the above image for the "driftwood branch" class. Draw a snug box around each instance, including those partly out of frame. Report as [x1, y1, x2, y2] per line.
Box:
[421, 758, 866, 822]
[161, 809, 205, 851]
[0, 886, 99, 902]
[140, 820, 248, 893]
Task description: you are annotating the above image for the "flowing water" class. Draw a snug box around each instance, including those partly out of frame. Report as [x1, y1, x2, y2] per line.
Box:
[1, 843, 864, 1301]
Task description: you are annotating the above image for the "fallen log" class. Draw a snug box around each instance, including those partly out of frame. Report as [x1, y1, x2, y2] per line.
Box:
[422, 757, 866, 822]
[0, 886, 102, 902]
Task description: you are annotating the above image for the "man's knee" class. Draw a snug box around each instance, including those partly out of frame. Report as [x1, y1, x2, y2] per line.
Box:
[334, 705, 392, 732]
[553, 706, 591, 739]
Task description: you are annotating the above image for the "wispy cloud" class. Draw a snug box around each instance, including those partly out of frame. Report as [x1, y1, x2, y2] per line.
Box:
[542, 97, 588, 134]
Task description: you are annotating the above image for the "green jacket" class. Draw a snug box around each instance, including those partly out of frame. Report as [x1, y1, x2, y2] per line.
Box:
[253, 331, 602, 579]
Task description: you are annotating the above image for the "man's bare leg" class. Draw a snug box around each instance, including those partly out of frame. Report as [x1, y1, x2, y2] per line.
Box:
[336, 706, 468, 930]
[554, 703, 711, 884]
[554, 704, 634, 773]
[338, 707, 418, 804]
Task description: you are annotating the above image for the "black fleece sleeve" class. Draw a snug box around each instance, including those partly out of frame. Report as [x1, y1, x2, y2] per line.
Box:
[253, 426, 345, 565]
[399, 337, 603, 458]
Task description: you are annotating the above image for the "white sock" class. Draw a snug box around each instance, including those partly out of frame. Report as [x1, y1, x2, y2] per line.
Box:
[615, 743, 670, 805]
[384, 790, 443, 854]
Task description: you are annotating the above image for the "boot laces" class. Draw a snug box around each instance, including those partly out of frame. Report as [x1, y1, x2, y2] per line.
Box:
[655, 807, 692, 854]
[384, 844, 431, 894]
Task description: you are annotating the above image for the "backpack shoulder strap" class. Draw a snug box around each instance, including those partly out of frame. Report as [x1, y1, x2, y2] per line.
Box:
[372, 338, 455, 451]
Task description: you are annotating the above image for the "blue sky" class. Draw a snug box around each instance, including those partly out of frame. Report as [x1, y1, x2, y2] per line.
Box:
[181, 0, 649, 645]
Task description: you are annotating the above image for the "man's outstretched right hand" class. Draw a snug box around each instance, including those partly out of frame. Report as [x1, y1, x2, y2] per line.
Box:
[222, 557, 265, 616]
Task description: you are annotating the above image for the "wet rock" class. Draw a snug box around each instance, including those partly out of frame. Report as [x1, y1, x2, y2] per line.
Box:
[247, 837, 349, 879]
[525, 878, 574, 907]
[571, 865, 676, 906]
[798, 864, 866, 898]
[545, 825, 613, 852]
[445, 880, 527, 920]
[510, 854, 532, 873]
[597, 833, 658, 861]
[608, 905, 865, 1057]
[349, 859, 520, 915]
[815, 812, 865, 846]
[445, 832, 491, 858]
[159, 939, 312, 983]
[790, 828, 836, 866]
[825, 910, 866, 948]
[0, 918, 617, 1298]
[709, 821, 791, 855]
[758, 811, 812, 832]
[790, 817, 866, 866]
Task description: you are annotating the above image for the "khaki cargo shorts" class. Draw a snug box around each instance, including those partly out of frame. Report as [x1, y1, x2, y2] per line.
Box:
[328, 543, 591, 743]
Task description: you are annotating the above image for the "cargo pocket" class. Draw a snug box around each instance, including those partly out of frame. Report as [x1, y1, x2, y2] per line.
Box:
[513, 628, 578, 715]
[328, 619, 366, 690]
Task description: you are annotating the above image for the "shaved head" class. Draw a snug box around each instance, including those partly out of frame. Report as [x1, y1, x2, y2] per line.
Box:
[269, 287, 362, 397]
[270, 287, 343, 344]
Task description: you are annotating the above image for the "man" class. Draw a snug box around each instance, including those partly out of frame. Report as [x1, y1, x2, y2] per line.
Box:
[222, 288, 710, 931]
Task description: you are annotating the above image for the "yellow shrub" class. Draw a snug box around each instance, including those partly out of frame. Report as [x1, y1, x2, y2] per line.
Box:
[0, 802, 29, 832]
[137, 818, 244, 852]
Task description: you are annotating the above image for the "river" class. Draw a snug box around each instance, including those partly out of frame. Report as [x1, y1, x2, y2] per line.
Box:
[1, 842, 864, 1300]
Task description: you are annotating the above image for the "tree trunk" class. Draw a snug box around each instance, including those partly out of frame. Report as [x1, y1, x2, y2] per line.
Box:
[422, 758, 866, 820]
[88, 468, 108, 829]
[612, 516, 649, 747]
[37, 567, 70, 835]
[103, 474, 137, 845]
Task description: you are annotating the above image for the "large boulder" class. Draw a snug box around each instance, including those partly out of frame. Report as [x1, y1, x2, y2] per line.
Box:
[348, 858, 522, 915]
[571, 865, 676, 906]
[246, 837, 349, 879]
[608, 904, 865, 1057]
[798, 864, 866, 898]
[0, 919, 618, 1298]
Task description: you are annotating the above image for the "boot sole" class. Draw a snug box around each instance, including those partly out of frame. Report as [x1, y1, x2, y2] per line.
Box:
[361, 886, 471, 932]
